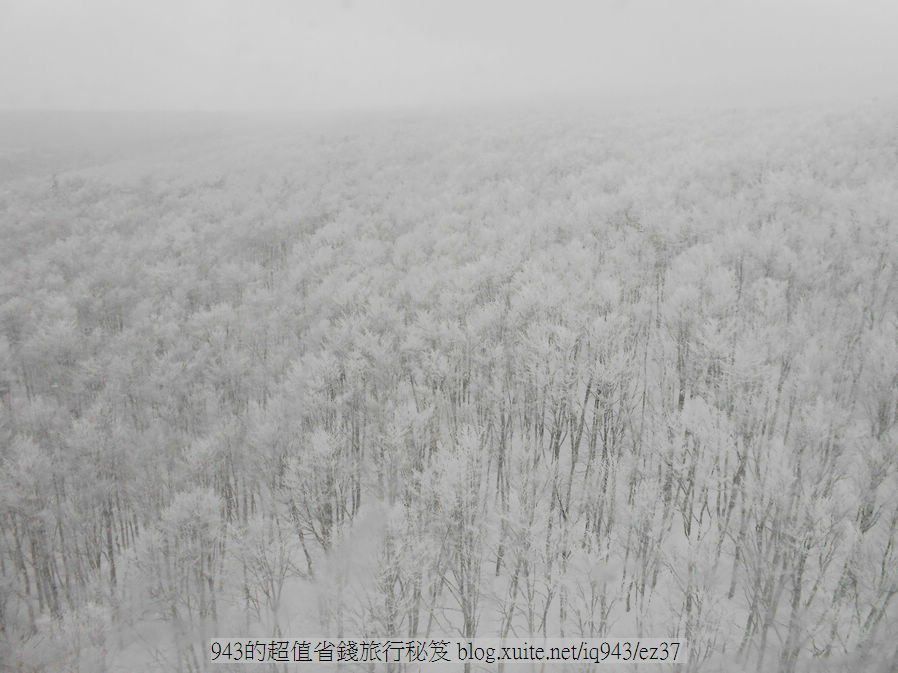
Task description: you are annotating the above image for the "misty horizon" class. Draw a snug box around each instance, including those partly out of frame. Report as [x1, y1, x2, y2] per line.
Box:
[3, 0, 898, 112]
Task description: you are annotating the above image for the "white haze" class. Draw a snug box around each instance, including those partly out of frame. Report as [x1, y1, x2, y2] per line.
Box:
[1, 0, 897, 112]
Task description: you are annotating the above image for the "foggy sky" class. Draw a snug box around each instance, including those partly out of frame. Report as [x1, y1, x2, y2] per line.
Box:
[2, 0, 897, 111]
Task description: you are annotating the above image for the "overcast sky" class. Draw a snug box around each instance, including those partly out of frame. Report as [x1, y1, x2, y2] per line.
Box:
[1, 0, 897, 111]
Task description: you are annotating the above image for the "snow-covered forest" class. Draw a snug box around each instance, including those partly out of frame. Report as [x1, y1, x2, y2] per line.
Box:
[1, 102, 897, 672]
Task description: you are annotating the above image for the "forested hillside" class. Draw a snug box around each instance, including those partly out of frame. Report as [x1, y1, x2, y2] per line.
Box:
[1, 103, 896, 672]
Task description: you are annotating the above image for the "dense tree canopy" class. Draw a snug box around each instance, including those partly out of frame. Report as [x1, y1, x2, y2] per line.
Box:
[0, 103, 896, 672]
